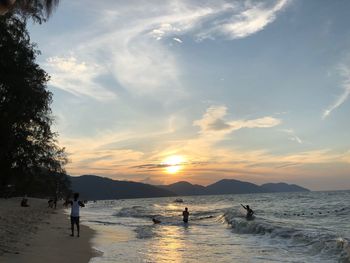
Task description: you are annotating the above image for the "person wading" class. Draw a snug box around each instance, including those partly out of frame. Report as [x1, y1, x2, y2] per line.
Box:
[183, 207, 190, 223]
[241, 204, 254, 220]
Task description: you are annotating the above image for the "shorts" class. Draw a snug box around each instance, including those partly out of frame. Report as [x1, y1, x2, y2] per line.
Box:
[71, 216, 80, 224]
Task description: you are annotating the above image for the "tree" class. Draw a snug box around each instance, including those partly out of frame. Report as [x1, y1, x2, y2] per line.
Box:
[0, 13, 68, 196]
[0, 0, 59, 22]
[0, 0, 15, 15]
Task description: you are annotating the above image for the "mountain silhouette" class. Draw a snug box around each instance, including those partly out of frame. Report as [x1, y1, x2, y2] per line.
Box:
[70, 175, 310, 200]
[157, 181, 207, 196]
[70, 175, 176, 200]
[260, 182, 309, 193]
[206, 179, 264, 195]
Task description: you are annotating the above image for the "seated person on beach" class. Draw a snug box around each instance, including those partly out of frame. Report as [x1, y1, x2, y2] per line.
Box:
[21, 195, 29, 207]
[68, 193, 85, 237]
[183, 207, 189, 223]
[48, 199, 54, 208]
[241, 204, 254, 219]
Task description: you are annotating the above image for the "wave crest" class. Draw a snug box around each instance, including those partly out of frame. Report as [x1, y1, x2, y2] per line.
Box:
[223, 209, 350, 262]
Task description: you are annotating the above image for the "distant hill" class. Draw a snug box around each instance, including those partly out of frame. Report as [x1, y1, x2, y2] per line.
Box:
[206, 179, 264, 195]
[159, 179, 309, 196]
[70, 175, 310, 200]
[158, 181, 207, 196]
[70, 175, 176, 200]
[260, 183, 309, 193]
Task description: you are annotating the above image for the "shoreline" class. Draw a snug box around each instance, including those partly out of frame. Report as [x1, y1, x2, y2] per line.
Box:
[0, 197, 98, 263]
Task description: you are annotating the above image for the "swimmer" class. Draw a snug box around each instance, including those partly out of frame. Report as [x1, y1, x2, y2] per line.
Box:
[183, 207, 189, 223]
[241, 204, 254, 219]
[152, 218, 161, 224]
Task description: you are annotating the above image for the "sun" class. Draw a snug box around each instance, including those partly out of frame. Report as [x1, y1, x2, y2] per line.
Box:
[163, 155, 185, 174]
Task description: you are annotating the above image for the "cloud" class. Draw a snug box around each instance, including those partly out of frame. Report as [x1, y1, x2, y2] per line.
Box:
[60, 103, 350, 185]
[143, 105, 281, 166]
[280, 129, 303, 144]
[131, 160, 206, 172]
[132, 163, 172, 170]
[45, 56, 116, 101]
[322, 63, 350, 119]
[145, 0, 290, 41]
[196, 0, 290, 40]
[173, 37, 183, 43]
[60, 124, 188, 176]
[59, 130, 146, 175]
[289, 136, 302, 144]
[193, 105, 228, 132]
[140, 106, 349, 182]
[150, 23, 181, 40]
[220, 0, 289, 39]
[41, 1, 290, 100]
[109, 37, 181, 94]
[193, 105, 281, 135]
[229, 116, 282, 129]
[65, 104, 281, 177]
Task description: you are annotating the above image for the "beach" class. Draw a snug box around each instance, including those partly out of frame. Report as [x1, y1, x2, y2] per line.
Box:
[0, 197, 97, 263]
[1, 193, 349, 263]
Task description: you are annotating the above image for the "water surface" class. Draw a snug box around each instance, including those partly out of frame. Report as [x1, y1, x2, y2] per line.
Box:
[83, 191, 350, 262]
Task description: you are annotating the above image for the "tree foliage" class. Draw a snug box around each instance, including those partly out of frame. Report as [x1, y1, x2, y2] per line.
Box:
[0, 0, 59, 23]
[0, 13, 69, 197]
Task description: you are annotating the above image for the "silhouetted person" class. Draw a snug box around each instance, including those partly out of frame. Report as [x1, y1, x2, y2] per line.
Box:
[241, 204, 254, 219]
[183, 207, 189, 223]
[68, 193, 85, 237]
[63, 197, 70, 207]
[53, 196, 57, 209]
[152, 218, 161, 224]
[21, 194, 29, 207]
[48, 199, 54, 208]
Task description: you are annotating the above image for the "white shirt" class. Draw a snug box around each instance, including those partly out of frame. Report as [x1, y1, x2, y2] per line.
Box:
[71, 200, 80, 217]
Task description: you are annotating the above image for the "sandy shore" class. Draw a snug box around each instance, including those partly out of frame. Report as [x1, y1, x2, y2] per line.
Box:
[0, 198, 97, 263]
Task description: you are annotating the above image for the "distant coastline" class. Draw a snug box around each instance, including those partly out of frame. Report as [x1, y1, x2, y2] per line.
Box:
[71, 175, 310, 200]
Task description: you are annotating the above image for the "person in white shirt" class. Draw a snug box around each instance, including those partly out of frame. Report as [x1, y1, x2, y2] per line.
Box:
[68, 193, 85, 237]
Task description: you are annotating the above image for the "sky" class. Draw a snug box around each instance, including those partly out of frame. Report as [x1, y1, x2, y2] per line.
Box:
[28, 0, 350, 190]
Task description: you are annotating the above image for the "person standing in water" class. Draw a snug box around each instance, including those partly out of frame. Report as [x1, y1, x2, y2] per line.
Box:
[68, 193, 85, 237]
[152, 217, 161, 224]
[183, 207, 190, 223]
[241, 204, 254, 219]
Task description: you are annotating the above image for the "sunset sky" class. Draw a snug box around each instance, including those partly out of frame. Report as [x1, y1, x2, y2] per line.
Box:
[28, 0, 350, 190]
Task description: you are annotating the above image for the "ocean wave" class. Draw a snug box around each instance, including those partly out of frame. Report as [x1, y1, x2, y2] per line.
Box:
[134, 225, 158, 239]
[88, 220, 120, 225]
[223, 209, 350, 262]
[115, 205, 221, 222]
[115, 206, 156, 219]
[191, 209, 221, 217]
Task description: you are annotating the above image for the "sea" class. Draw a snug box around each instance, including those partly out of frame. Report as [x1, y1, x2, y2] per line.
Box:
[80, 191, 350, 263]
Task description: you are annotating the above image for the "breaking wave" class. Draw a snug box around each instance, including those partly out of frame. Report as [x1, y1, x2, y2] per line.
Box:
[223, 209, 350, 262]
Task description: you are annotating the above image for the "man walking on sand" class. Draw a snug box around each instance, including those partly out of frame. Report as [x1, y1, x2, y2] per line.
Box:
[68, 193, 85, 237]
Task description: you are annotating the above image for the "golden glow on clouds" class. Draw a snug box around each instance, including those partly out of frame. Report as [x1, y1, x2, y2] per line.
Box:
[162, 155, 185, 174]
[59, 105, 350, 189]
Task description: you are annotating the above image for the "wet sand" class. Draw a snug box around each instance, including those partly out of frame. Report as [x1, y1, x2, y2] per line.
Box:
[0, 197, 97, 263]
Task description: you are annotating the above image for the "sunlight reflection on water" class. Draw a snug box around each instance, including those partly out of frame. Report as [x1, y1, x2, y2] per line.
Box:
[87, 191, 350, 263]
